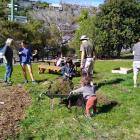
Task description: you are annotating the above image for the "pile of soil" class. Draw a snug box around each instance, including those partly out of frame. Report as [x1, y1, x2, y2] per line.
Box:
[0, 85, 31, 140]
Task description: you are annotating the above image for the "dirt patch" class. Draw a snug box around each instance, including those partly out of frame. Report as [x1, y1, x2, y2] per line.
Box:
[0, 85, 31, 140]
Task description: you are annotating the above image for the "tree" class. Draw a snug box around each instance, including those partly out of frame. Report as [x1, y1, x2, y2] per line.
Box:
[0, 20, 49, 57]
[69, 11, 96, 56]
[0, 0, 9, 20]
[95, 0, 140, 57]
[71, 0, 140, 58]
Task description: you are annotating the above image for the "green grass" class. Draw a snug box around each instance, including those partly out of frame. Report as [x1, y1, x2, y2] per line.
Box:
[1, 60, 140, 140]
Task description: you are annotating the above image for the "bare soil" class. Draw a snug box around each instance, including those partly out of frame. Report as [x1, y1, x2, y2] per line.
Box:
[0, 84, 31, 140]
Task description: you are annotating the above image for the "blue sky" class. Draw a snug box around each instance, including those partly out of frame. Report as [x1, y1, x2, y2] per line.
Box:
[37, 0, 104, 7]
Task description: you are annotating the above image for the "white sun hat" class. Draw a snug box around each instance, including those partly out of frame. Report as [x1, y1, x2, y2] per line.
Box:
[80, 35, 89, 41]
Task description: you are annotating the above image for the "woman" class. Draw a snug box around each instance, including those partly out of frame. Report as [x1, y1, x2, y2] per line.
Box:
[2, 38, 14, 84]
[19, 40, 37, 84]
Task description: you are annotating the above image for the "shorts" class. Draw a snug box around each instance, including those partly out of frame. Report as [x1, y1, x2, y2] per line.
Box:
[20, 62, 31, 66]
[133, 61, 140, 76]
[83, 58, 94, 75]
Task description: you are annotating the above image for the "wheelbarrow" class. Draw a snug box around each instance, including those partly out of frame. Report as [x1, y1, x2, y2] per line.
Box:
[38, 91, 85, 111]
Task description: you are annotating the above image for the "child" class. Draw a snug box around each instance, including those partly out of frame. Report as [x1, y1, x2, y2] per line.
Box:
[70, 76, 97, 117]
[61, 58, 75, 80]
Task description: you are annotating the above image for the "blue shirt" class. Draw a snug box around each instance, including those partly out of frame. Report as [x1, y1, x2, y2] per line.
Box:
[61, 64, 75, 80]
[19, 47, 32, 63]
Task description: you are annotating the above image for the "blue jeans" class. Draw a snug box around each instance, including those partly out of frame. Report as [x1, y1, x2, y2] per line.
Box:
[0, 45, 7, 54]
[4, 63, 13, 82]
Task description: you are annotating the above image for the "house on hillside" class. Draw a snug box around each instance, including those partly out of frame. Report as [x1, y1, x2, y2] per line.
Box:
[19, 0, 36, 8]
[49, 3, 63, 11]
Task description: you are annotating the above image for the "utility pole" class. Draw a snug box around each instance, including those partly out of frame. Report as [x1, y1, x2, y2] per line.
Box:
[11, 0, 14, 21]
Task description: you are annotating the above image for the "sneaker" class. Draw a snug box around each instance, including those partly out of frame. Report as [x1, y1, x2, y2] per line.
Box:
[7, 80, 12, 84]
[6, 81, 12, 86]
[32, 80, 38, 84]
[91, 112, 97, 117]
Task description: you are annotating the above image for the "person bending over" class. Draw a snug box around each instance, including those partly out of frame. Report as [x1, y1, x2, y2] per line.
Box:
[70, 76, 97, 117]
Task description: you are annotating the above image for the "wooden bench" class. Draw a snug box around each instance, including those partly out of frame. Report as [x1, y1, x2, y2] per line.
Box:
[38, 64, 61, 74]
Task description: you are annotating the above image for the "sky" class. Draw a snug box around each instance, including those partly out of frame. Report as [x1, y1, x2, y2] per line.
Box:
[36, 0, 104, 7]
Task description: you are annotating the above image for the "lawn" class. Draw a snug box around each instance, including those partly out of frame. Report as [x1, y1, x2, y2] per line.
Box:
[0, 60, 140, 140]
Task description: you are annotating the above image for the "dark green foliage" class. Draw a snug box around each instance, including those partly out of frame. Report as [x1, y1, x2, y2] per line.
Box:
[0, 19, 61, 59]
[71, 0, 140, 58]
[95, 0, 140, 57]
[0, 0, 9, 20]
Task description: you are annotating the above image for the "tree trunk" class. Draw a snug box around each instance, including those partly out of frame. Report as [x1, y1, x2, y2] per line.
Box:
[117, 44, 122, 58]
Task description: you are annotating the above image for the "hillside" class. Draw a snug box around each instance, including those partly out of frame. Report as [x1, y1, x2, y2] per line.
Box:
[28, 3, 97, 41]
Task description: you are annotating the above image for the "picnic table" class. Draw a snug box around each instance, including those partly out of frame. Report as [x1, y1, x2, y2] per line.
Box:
[38, 59, 81, 74]
[38, 64, 61, 74]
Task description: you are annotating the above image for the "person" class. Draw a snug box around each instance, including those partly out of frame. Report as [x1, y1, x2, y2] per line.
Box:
[32, 49, 39, 62]
[2, 38, 14, 84]
[19, 40, 37, 84]
[56, 57, 63, 67]
[80, 35, 95, 77]
[70, 76, 97, 117]
[61, 58, 75, 80]
[133, 38, 140, 87]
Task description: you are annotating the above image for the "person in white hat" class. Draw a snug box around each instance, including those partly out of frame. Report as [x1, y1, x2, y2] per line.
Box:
[80, 35, 95, 77]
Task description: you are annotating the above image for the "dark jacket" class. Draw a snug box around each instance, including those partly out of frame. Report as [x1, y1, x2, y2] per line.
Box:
[5, 45, 13, 64]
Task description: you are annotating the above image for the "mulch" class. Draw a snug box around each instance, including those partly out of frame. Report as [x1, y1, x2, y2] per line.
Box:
[0, 85, 31, 140]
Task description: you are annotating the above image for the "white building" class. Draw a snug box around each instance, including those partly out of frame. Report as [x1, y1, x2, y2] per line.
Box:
[49, 3, 63, 11]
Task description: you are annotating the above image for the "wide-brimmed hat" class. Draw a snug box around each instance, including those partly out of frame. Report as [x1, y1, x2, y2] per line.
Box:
[80, 35, 89, 41]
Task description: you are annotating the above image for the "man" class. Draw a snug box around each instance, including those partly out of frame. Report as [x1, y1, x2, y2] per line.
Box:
[3, 38, 14, 84]
[80, 35, 95, 77]
[133, 38, 140, 88]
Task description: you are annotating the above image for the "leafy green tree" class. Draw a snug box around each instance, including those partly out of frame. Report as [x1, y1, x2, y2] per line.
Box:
[71, 0, 140, 58]
[95, 0, 140, 57]
[69, 13, 96, 56]
[0, 0, 10, 20]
